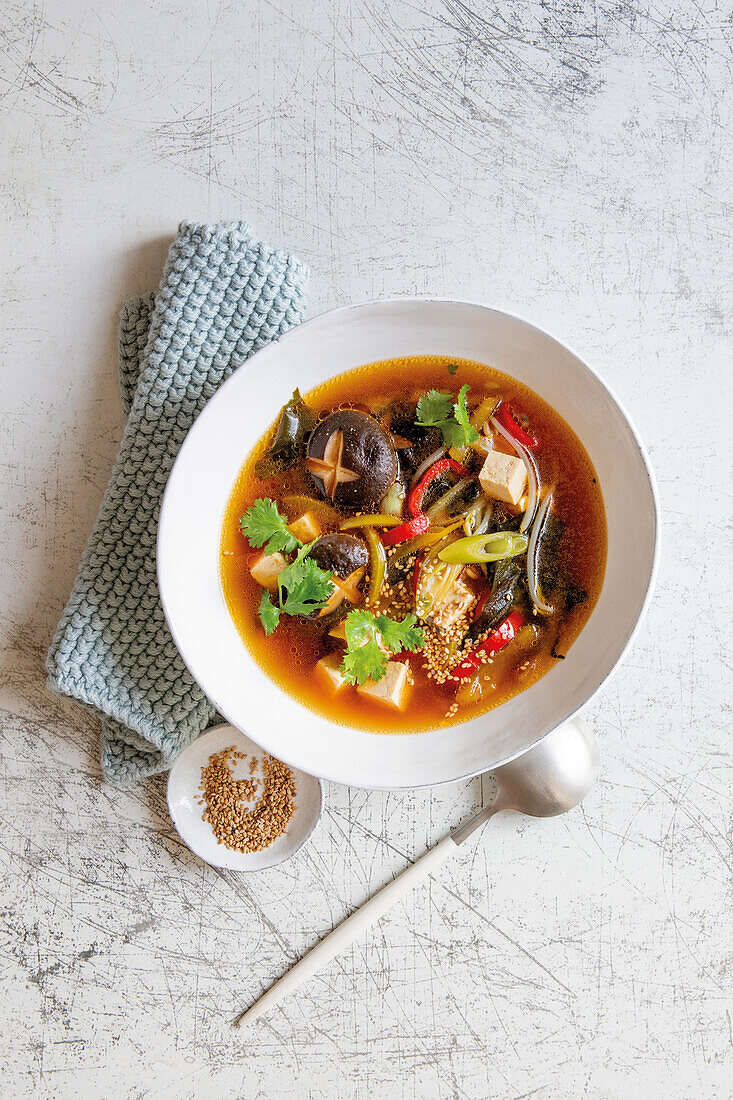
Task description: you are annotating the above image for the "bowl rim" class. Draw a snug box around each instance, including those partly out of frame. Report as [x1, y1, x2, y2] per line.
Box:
[158, 296, 660, 789]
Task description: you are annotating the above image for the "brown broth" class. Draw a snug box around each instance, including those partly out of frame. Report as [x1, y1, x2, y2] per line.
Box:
[220, 356, 607, 733]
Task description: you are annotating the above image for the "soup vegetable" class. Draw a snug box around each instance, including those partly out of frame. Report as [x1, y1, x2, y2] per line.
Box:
[220, 357, 606, 733]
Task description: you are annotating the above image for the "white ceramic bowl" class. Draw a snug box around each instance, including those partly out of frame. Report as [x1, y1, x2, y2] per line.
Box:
[158, 299, 659, 789]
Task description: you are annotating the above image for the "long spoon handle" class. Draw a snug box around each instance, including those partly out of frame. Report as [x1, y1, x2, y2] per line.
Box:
[234, 835, 458, 1027]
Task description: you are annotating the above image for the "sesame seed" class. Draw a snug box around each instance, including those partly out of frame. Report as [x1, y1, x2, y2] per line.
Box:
[199, 747, 296, 854]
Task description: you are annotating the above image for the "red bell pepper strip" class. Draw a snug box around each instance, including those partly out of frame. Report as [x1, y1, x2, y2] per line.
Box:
[472, 589, 489, 621]
[494, 403, 537, 450]
[451, 611, 524, 680]
[407, 457, 470, 516]
[381, 512, 430, 546]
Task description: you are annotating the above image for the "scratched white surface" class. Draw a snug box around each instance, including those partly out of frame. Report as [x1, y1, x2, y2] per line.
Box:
[1, 2, 732, 1097]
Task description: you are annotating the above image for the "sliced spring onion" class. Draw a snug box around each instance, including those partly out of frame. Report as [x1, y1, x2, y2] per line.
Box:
[463, 497, 493, 537]
[489, 415, 539, 533]
[339, 513, 403, 530]
[409, 447, 447, 489]
[380, 480, 406, 516]
[437, 531, 528, 564]
[425, 477, 475, 522]
[527, 490, 555, 615]
[362, 526, 387, 604]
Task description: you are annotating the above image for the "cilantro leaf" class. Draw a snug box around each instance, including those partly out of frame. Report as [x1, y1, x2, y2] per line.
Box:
[240, 497, 300, 555]
[341, 637, 386, 686]
[258, 591, 281, 635]
[415, 390, 454, 427]
[440, 418, 470, 449]
[414, 386, 478, 449]
[446, 362, 459, 376]
[343, 608, 379, 648]
[374, 613, 425, 653]
[278, 545, 334, 616]
[340, 609, 425, 685]
[452, 384, 479, 446]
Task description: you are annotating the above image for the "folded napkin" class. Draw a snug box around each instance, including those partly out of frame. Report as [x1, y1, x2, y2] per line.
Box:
[47, 221, 309, 785]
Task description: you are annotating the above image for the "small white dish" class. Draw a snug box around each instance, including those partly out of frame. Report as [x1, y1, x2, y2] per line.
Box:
[166, 724, 323, 870]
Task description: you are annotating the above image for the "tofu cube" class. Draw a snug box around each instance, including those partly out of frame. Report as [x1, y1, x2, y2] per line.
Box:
[478, 451, 527, 506]
[316, 652, 349, 693]
[250, 551, 287, 591]
[357, 661, 410, 711]
[435, 578, 475, 628]
[288, 511, 323, 543]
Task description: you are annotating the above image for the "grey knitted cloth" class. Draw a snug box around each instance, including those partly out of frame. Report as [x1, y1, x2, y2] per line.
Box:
[46, 221, 309, 785]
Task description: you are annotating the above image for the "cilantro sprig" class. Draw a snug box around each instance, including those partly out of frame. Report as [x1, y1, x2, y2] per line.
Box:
[258, 590, 282, 635]
[257, 546, 335, 634]
[240, 498, 335, 633]
[340, 609, 425, 686]
[239, 497, 300, 556]
[415, 384, 479, 449]
[277, 545, 334, 616]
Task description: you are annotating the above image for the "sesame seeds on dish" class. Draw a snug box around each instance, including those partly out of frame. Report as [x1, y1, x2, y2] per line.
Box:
[198, 746, 296, 853]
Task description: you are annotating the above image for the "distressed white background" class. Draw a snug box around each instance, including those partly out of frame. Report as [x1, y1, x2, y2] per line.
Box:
[1, 1, 732, 1097]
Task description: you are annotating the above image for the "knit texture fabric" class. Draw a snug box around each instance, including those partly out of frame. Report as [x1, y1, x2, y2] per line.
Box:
[47, 222, 309, 785]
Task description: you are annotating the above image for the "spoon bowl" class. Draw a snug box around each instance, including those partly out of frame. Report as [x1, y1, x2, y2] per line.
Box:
[451, 717, 599, 844]
[492, 716, 599, 817]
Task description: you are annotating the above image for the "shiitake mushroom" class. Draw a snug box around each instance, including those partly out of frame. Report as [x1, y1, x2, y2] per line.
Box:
[306, 410, 397, 509]
[307, 532, 369, 622]
[308, 532, 368, 578]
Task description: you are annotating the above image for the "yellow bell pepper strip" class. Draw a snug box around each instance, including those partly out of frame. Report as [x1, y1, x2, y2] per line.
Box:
[339, 514, 403, 530]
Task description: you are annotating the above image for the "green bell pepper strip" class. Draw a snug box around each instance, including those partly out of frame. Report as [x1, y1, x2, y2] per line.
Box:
[362, 526, 387, 604]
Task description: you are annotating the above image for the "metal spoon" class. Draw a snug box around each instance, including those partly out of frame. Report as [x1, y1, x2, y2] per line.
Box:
[234, 717, 598, 1027]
